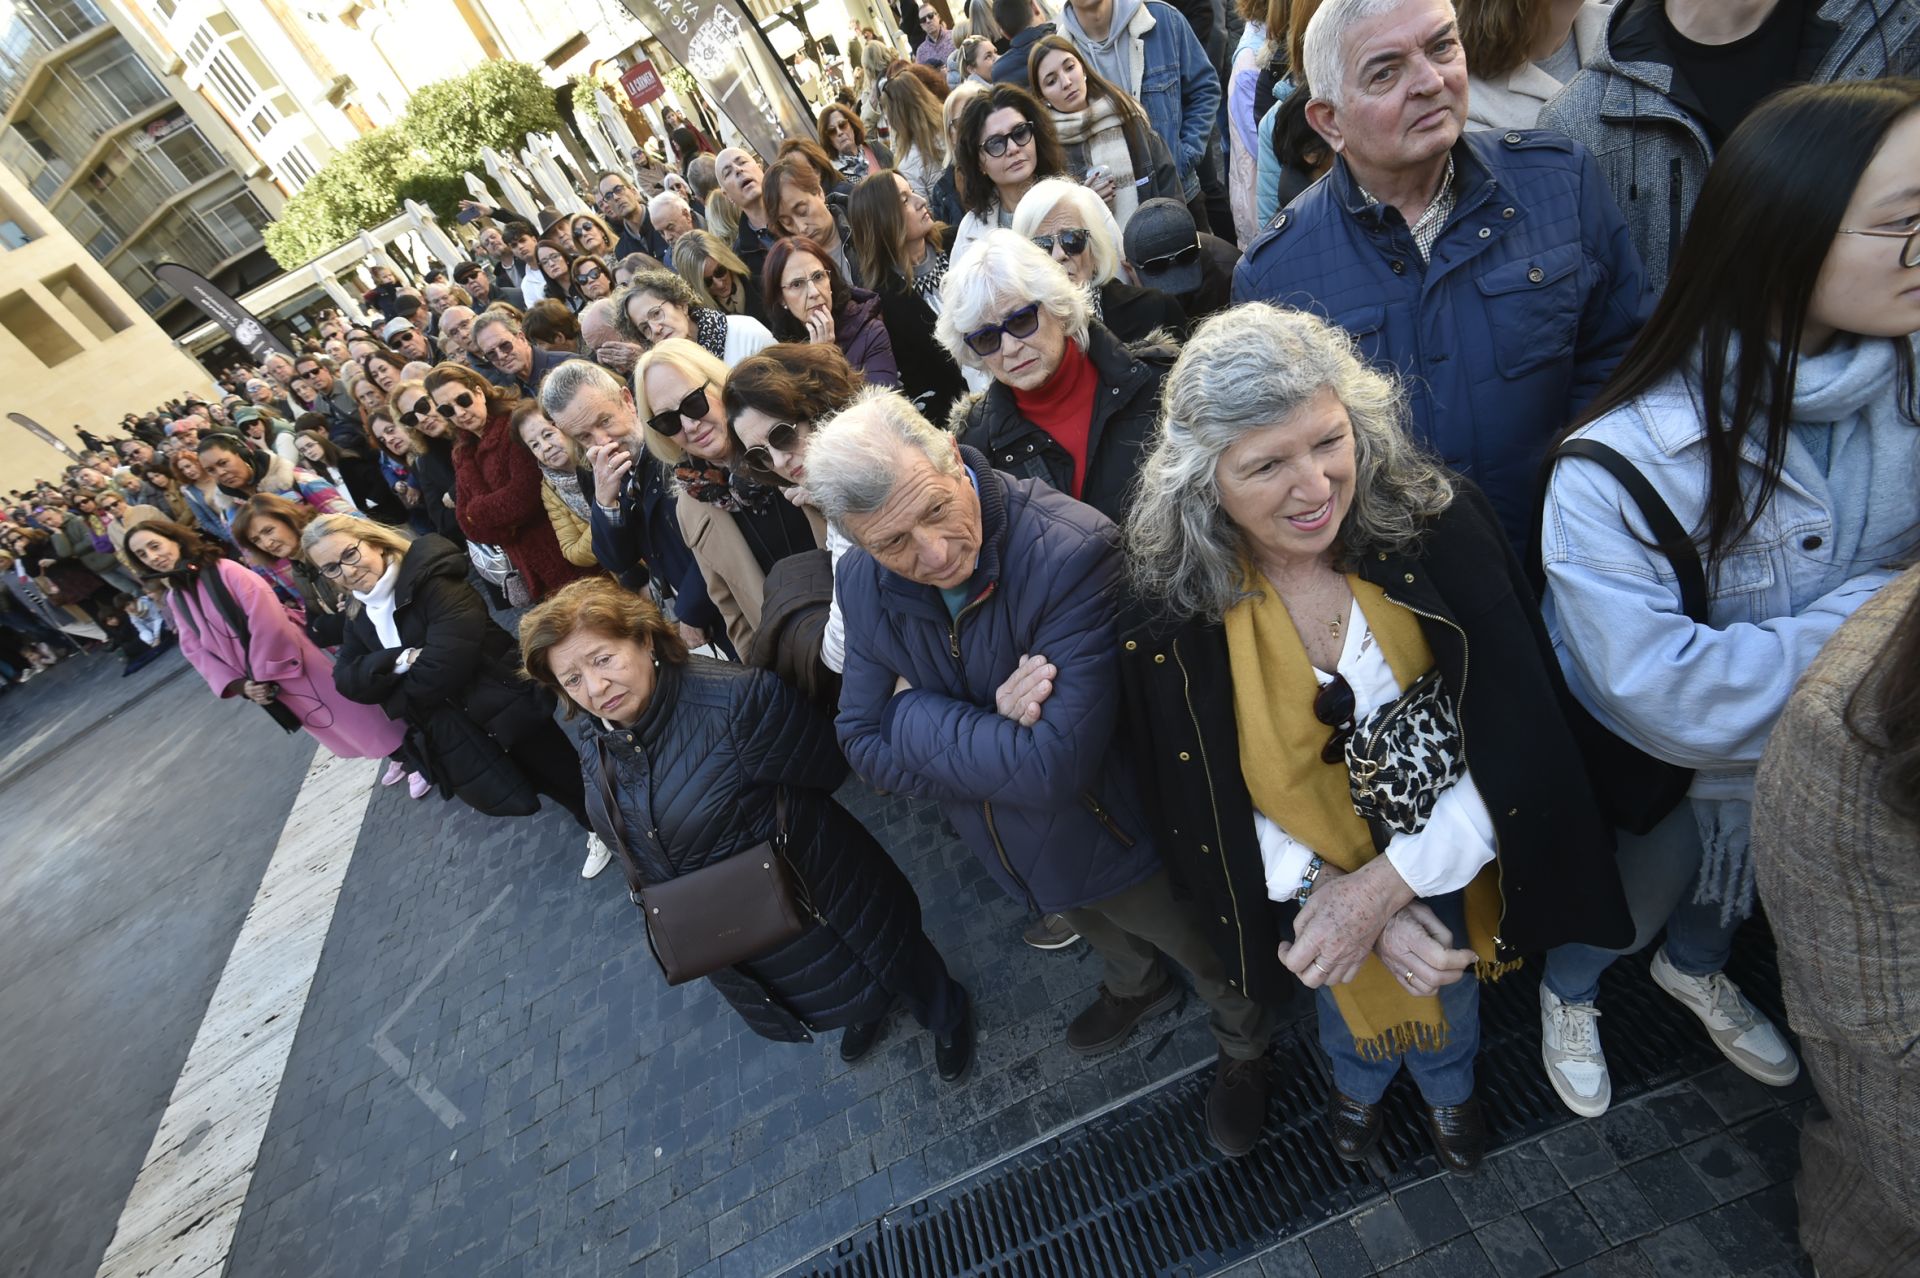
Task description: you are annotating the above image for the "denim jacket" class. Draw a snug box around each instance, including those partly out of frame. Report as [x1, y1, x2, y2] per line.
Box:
[1540, 336, 1920, 800]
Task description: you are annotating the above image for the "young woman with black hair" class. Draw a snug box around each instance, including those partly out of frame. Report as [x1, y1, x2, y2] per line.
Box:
[1534, 79, 1920, 1121]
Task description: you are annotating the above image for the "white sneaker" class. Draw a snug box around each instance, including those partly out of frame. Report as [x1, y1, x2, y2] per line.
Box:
[582, 833, 613, 879]
[1650, 949, 1800, 1086]
[1541, 983, 1612, 1117]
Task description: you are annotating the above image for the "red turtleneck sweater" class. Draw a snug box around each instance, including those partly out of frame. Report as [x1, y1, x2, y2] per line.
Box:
[1011, 340, 1097, 498]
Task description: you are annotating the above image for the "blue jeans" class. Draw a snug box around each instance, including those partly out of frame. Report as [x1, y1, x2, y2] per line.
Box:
[1542, 802, 1739, 1004]
[1316, 891, 1479, 1107]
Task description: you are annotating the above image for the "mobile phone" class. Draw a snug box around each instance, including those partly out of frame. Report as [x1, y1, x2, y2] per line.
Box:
[1086, 165, 1110, 185]
[456, 206, 483, 224]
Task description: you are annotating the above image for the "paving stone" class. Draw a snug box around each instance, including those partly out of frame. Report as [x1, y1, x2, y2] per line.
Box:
[1540, 1121, 1620, 1186]
[1524, 1193, 1609, 1268]
[1680, 1131, 1773, 1204]
[1594, 1098, 1677, 1164]
[1352, 1199, 1421, 1269]
[1634, 1220, 1734, 1277]
[1303, 1220, 1374, 1278]
[1624, 1149, 1721, 1224]
[1556, 1246, 1658, 1278]
[1397, 1234, 1494, 1278]
[1474, 1214, 1555, 1278]
[1485, 1141, 1566, 1213]
[1256, 1238, 1322, 1278]
[1690, 1198, 1797, 1275]
[1690, 1064, 1784, 1126]
[1391, 1177, 1468, 1247]
[1728, 1108, 1803, 1185]
[1574, 1170, 1665, 1246]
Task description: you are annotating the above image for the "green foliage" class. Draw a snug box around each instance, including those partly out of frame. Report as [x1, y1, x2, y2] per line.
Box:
[570, 77, 603, 123]
[264, 61, 564, 269]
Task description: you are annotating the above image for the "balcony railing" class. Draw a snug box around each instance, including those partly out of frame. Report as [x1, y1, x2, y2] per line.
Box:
[0, 0, 109, 112]
[49, 122, 228, 238]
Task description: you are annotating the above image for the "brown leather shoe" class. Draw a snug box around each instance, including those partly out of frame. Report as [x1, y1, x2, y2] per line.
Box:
[1425, 1097, 1487, 1174]
[1205, 1052, 1270, 1157]
[1065, 980, 1182, 1055]
[1328, 1090, 1382, 1162]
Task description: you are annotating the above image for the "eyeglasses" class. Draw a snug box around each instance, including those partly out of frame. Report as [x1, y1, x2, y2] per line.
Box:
[980, 121, 1035, 158]
[1313, 673, 1357, 765]
[1836, 218, 1920, 268]
[596, 184, 628, 207]
[742, 420, 811, 472]
[1135, 241, 1201, 273]
[315, 543, 364, 579]
[576, 266, 604, 284]
[647, 383, 712, 436]
[782, 268, 832, 297]
[434, 391, 477, 420]
[1031, 228, 1091, 257]
[399, 398, 430, 428]
[480, 338, 517, 364]
[962, 302, 1042, 356]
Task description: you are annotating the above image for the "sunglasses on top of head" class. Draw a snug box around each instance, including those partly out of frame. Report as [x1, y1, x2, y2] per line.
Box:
[980, 121, 1034, 157]
[647, 383, 711, 436]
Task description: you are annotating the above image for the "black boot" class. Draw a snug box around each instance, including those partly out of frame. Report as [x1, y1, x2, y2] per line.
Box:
[1065, 980, 1182, 1055]
[934, 1001, 974, 1082]
[839, 1015, 889, 1063]
[1205, 1052, 1270, 1157]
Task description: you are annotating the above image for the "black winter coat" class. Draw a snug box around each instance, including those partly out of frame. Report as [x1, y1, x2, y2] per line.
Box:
[411, 440, 464, 547]
[584, 657, 930, 1042]
[872, 271, 966, 423]
[1117, 482, 1634, 1006]
[954, 321, 1175, 526]
[1097, 279, 1189, 344]
[331, 535, 560, 816]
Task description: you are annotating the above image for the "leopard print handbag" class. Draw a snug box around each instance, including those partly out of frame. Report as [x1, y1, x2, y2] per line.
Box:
[1344, 668, 1465, 837]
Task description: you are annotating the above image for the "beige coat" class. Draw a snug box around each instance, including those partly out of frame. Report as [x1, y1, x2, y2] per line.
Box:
[676, 496, 827, 655]
[1753, 566, 1919, 1277]
[1466, 2, 1612, 133]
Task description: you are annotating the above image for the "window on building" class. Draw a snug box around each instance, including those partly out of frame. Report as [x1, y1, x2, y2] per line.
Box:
[0, 290, 84, 365]
[42, 265, 129, 339]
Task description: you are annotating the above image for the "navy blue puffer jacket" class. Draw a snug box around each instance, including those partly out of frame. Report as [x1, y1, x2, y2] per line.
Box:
[581, 657, 926, 1042]
[834, 448, 1163, 915]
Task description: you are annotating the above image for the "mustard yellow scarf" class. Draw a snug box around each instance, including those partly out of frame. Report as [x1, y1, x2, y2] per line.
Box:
[1225, 568, 1512, 1059]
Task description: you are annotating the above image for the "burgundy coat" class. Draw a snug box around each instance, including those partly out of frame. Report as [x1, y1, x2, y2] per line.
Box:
[452, 411, 595, 602]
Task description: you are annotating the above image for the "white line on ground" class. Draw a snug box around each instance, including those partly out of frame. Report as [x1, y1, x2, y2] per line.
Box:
[371, 883, 513, 1129]
[93, 751, 378, 1278]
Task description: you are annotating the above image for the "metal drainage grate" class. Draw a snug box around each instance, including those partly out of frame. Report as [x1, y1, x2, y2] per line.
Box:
[782, 924, 1783, 1278]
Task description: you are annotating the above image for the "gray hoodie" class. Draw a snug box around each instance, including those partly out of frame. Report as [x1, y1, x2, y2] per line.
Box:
[1062, 0, 1149, 93]
[1539, 0, 1919, 292]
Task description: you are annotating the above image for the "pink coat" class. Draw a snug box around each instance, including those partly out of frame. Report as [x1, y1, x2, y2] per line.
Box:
[170, 558, 405, 759]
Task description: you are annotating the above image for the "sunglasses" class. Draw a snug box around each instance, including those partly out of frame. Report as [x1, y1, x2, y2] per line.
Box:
[962, 302, 1041, 357]
[647, 383, 711, 436]
[1313, 673, 1357, 766]
[1136, 241, 1201, 273]
[399, 398, 430, 428]
[576, 266, 604, 284]
[742, 420, 810, 472]
[434, 391, 476, 420]
[1031, 228, 1091, 257]
[980, 121, 1034, 158]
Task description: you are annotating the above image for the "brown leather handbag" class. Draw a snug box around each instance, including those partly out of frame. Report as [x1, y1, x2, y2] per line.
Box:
[588, 738, 809, 985]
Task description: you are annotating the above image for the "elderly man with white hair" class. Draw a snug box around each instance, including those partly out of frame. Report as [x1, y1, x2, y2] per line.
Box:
[813, 386, 1277, 1158]
[1232, 0, 1650, 550]
[940, 228, 1174, 525]
[644, 189, 700, 247]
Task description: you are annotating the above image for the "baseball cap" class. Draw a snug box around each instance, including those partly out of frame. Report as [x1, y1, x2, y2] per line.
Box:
[381, 317, 417, 341]
[1123, 198, 1204, 296]
[232, 406, 264, 425]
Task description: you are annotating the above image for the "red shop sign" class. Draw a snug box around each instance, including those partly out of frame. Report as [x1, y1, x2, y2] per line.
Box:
[620, 60, 665, 109]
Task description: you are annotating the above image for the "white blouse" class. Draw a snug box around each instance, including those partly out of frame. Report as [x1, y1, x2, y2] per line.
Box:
[1255, 600, 1497, 902]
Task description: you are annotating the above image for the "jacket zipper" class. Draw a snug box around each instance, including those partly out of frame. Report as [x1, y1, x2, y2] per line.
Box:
[1173, 638, 1247, 987]
[1386, 590, 1513, 961]
[1081, 791, 1136, 847]
[982, 799, 1040, 914]
[947, 581, 996, 659]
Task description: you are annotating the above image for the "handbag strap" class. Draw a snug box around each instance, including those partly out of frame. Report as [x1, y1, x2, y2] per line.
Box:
[1531, 438, 1709, 624]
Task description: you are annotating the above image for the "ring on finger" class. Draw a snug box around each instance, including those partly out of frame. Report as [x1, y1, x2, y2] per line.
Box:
[1312, 958, 1331, 974]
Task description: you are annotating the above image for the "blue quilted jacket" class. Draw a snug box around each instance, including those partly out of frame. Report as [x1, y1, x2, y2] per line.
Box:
[834, 448, 1164, 915]
[1233, 129, 1652, 546]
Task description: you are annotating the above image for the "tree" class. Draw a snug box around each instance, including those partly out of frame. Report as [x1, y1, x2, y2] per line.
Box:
[263, 62, 564, 269]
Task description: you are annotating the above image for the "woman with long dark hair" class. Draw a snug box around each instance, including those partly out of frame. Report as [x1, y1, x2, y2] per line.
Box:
[817, 101, 894, 184]
[125, 518, 406, 761]
[848, 170, 966, 419]
[387, 382, 463, 545]
[1535, 80, 1920, 1121]
[1027, 34, 1181, 231]
[949, 84, 1070, 266]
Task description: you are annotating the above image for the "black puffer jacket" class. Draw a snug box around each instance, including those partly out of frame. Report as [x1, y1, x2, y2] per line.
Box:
[331, 535, 559, 815]
[582, 657, 928, 1042]
[953, 320, 1175, 526]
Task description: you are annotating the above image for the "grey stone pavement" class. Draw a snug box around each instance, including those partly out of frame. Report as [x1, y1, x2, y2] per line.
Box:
[0, 646, 316, 1278]
[0, 650, 1818, 1278]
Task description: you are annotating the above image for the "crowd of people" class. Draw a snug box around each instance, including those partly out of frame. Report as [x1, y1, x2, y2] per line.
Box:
[4, 0, 1916, 1270]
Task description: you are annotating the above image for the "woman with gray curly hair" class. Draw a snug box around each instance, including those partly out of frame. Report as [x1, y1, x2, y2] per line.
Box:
[1117, 303, 1632, 1176]
[614, 267, 774, 366]
[937, 228, 1174, 523]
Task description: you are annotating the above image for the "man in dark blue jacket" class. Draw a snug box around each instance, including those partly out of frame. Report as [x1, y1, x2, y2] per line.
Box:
[540, 360, 723, 650]
[472, 311, 574, 400]
[1233, 0, 1651, 547]
[811, 390, 1275, 1158]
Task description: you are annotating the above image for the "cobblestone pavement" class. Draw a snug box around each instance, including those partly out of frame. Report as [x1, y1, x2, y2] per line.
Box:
[224, 774, 1226, 1277]
[1220, 1066, 1814, 1278]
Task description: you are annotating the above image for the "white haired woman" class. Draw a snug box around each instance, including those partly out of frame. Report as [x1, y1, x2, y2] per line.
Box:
[1010, 179, 1188, 343]
[1118, 304, 1633, 1175]
[936, 228, 1174, 524]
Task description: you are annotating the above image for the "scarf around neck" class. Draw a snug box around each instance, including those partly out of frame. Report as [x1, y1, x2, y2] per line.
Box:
[1224, 564, 1513, 1059]
[692, 307, 731, 360]
[1052, 97, 1142, 229]
[543, 463, 592, 521]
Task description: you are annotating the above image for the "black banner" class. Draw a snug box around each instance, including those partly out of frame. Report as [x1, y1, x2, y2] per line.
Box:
[154, 261, 293, 363]
[614, 0, 813, 161]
